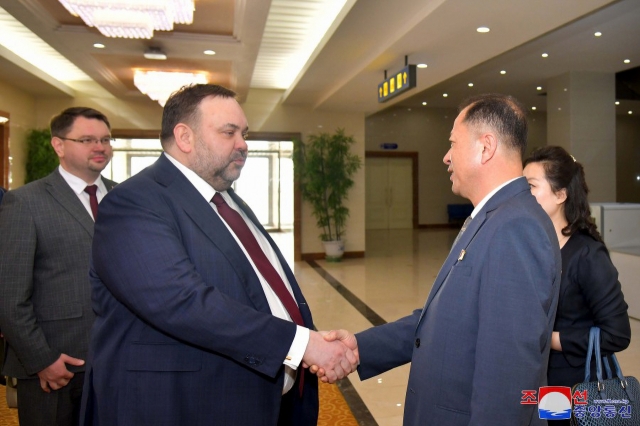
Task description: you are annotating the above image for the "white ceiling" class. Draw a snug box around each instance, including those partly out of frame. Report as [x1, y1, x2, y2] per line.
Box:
[1, 0, 639, 121]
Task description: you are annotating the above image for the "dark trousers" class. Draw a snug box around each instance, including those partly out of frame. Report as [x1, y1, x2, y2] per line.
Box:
[17, 372, 85, 426]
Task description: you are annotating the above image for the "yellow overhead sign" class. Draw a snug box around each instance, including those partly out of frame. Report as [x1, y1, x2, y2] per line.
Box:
[378, 65, 417, 103]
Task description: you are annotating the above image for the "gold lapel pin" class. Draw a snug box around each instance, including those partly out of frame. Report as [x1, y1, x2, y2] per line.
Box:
[458, 249, 466, 261]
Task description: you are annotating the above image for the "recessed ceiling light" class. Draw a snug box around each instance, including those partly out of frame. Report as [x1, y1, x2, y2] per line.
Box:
[468, 83, 473, 87]
[629, 111, 633, 115]
[532, 107, 537, 110]
[477, 27, 490, 33]
[204, 50, 216, 55]
[537, 86, 542, 91]
[417, 63, 428, 68]
[93, 43, 105, 49]
[615, 101, 620, 105]
[500, 70, 506, 75]
[624, 59, 630, 64]
[443, 93, 448, 97]
[422, 101, 427, 106]
[541, 53, 549, 58]
[594, 31, 602, 37]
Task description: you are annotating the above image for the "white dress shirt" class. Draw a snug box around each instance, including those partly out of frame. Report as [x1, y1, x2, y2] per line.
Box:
[58, 165, 108, 221]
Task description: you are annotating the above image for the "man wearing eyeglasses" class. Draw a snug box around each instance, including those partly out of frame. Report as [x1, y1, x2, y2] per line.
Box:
[0, 107, 116, 426]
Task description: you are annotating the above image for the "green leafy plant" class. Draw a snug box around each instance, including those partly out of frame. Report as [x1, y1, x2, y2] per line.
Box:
[293, 128, 361, 241]
[25, 129, 56, 184]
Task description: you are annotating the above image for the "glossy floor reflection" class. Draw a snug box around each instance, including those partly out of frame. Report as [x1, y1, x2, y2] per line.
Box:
[286, 228, 640, 426]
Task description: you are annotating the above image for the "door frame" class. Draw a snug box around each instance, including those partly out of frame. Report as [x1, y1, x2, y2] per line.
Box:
[0, 110, 10, 189]
[365, 151, 419, 229]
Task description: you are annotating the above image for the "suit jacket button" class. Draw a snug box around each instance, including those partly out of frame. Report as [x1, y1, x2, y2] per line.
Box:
[415, 338, 420, 348]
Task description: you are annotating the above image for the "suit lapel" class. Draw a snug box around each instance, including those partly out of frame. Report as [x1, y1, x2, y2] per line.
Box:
[45, 170, 95, 237]
[418, 177, 529, 325]
[152, 156, 273, 315]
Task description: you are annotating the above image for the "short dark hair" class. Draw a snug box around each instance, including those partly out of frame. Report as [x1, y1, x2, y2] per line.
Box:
[50, 107, 111, 137]
[160, 84, 237, 146]
[458, 94, 528, 157]
[524, 145, 603, 243]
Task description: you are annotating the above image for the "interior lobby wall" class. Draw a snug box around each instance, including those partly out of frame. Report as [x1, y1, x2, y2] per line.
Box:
[0, 79, 37, 188]
[365, 106, 548, 225]
[254, 97, 366, 256]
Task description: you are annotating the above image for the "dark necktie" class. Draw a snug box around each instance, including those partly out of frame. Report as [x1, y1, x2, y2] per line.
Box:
[452, 216, 472, 248]
[84, 185, 99, 220]
[211, 193, 304, 326]
[212, 193, 306, 395]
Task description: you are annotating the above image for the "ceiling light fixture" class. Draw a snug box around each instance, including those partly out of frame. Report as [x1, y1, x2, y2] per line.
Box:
[422, 102, 427, 106]
[133, 70, 207, 106]
[203, 50, 216, 56]
[542, 53, 549, 58]
[615, 101, 620, 105]
[93, 43, 105, 48]
[624, 59, 630, 64]
[476, 27, 490, 33]
[443, 93, 448, 97]
[417, 63, 428, 68]
[0, 116, 9, 124]
[500, 70, 506, 75]
[594, 31, 602, 37]
[468, 83, 473, 87]
[58, 0, 195, 39]
[537, 86, 542, 90]
[143, 47, 167, 60]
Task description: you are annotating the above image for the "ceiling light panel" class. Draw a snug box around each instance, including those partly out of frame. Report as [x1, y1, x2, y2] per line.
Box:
[251, 0, 352, 89]
[133, 70, 207, 106]
[0, 6, 91, 83]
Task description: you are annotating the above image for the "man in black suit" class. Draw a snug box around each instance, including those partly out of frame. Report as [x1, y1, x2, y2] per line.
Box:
[0, 107, 116, 426]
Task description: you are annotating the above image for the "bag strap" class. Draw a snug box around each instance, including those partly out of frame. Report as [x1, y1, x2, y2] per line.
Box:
[588, 327, 635, 401]
[592, 327, 608, 399]
[584, 326, 597, 383]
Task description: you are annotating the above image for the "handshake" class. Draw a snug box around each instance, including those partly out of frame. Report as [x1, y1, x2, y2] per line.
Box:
[301, 329, 358, 384]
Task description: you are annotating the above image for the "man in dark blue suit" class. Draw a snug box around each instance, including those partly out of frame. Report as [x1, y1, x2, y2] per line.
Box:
[320, 94, 562, 425]
[80, 84, 358, 426]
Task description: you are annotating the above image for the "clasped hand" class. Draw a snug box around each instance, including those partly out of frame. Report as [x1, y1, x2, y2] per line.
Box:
[302, 329, 358, 384]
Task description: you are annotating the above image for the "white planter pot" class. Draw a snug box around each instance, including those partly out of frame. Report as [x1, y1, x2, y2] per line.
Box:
[322, 240, 345, 262]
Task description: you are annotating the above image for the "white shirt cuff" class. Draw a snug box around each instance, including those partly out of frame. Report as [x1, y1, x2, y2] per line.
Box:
[283, 326, 310, 369]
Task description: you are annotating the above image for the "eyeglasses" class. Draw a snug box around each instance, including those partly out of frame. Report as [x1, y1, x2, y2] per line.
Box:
[59, 137, 115, 145]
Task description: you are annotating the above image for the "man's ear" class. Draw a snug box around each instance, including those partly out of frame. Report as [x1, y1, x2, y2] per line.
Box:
[173, 123, 194, 154]
[51, 137, 64, 158]
[479, 132, 498, 164]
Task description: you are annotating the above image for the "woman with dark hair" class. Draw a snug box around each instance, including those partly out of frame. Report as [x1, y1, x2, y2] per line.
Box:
[523, 146, 631, 423]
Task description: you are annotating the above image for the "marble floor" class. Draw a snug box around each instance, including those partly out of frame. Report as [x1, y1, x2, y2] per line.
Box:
[273, 228, 640, 426]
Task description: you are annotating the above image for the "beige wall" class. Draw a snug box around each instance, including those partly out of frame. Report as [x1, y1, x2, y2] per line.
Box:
[365, 106, 549, 225]
[0, 80, 37, 188]
[247, 89, 366, 255]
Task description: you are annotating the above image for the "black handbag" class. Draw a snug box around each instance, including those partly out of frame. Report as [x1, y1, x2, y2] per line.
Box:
[570, 327, 639, 425]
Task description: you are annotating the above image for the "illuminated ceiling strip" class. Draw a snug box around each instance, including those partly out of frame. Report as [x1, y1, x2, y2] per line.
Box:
[251, 0, 353, 90]
[0, 6, 91, 83]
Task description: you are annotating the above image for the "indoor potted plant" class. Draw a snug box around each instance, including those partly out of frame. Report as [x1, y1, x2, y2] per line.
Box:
[293, 128, 361, 261]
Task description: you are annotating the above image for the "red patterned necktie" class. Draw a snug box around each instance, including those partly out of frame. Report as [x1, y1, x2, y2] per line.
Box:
[84, 185, 99, 220]
[212, 192, 306, 395]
